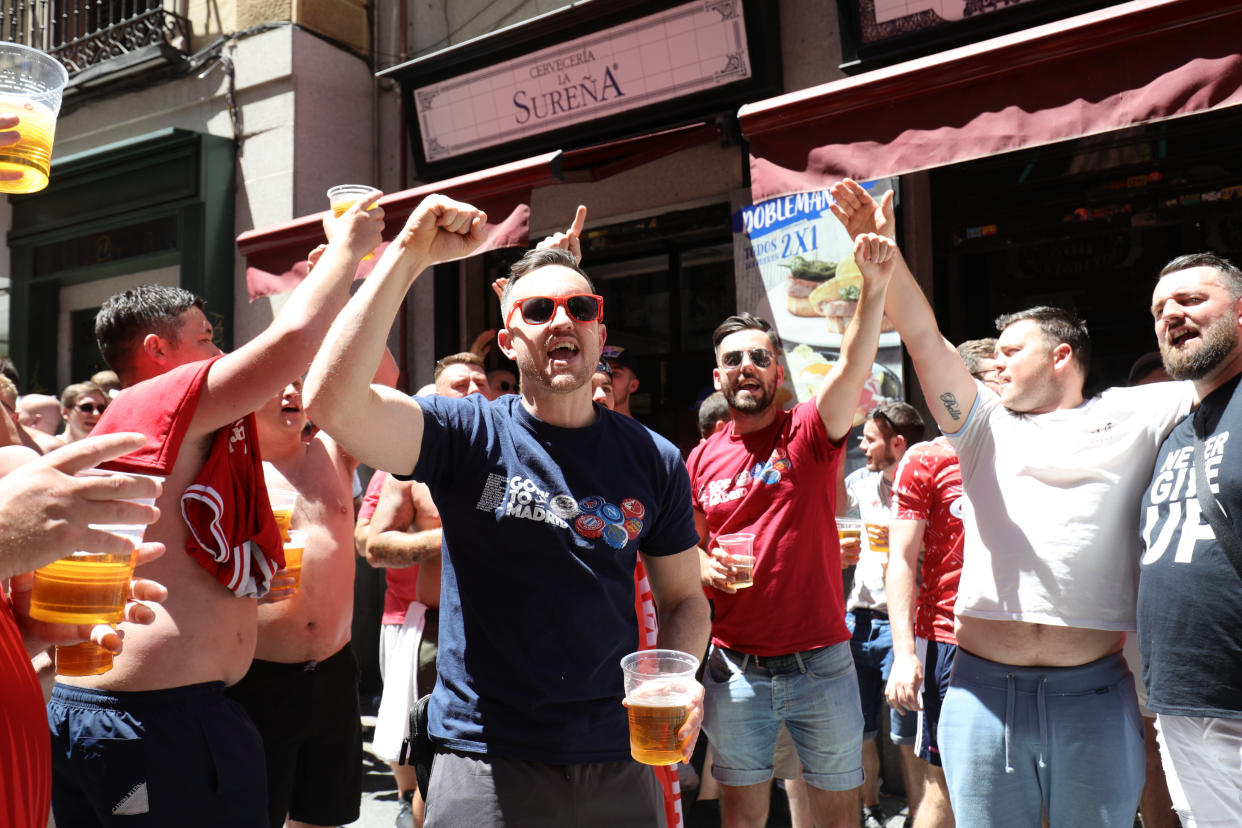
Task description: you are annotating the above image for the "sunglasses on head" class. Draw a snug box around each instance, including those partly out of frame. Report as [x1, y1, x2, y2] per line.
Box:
[74, 402, 107, 415]
[506, 294, 603, 327]
[720, 348, 775, 369]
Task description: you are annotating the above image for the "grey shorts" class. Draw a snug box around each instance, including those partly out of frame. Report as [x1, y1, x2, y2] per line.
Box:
[424, 749, 665, 827]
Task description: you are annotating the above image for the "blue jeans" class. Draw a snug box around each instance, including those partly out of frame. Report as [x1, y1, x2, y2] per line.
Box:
[846, 608, 916, 743]
[701, 641, 863, 790]
[939, 649, 1144, 828]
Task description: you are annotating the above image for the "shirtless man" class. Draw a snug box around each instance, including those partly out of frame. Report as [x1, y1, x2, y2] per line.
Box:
[46, 194, 385, 826]
[226, 365, 393, 828]
[831, 180, 1194, 827]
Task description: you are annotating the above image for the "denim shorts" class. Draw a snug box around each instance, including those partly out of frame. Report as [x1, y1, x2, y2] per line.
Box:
[939, 649, 1144, 827]
[846, 609, 915, 743]
[701, 641, 864, 790]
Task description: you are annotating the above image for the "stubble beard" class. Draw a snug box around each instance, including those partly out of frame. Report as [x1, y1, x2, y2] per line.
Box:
[1161, 314, 1239, 381]
[516, 349, 590, 395]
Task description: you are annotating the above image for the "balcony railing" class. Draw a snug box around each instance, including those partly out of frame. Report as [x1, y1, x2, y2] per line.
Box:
[0, 1, 191, 75]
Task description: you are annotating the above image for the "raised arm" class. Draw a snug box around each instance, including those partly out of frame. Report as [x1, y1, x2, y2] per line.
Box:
[814, 233, 896, 442]
[191, 198, 385, 433]
[884, 517, 926, 714]
[304, 195, 487, 474]
[830, 180, 977, 434]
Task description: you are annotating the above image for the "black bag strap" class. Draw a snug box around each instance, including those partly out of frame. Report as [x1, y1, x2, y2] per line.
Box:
[1191, 407, 1242, 580]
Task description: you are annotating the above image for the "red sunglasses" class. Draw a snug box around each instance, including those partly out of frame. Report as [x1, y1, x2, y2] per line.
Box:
[506, 294, 604, 327]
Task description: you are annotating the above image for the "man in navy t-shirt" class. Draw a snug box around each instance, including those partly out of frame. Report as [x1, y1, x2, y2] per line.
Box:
[1141, 252, 1242, 826]
[304, 198, 710, 826]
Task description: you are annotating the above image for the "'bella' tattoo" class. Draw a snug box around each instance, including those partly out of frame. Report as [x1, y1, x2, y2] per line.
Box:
[940, 392, 962, 421]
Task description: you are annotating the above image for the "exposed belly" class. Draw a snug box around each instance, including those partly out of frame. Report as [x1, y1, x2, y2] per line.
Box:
[955, 616, 1124, 668]
[60, 530, 260, 691]
[253, 542, 356, 663]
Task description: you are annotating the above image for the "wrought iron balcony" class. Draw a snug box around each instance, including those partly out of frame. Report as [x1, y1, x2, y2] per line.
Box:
[0, 1, 191, 76]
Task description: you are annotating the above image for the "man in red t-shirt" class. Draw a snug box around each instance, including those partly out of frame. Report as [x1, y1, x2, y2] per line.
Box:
[886, 436, 964, 828]
[687, 231, 898, 827]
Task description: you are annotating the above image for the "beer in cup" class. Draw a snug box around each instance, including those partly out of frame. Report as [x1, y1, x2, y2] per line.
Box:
[29, 470, 160, 627]
[268, 487, 297, 544]
[54, 640, 114, 676]
[621, 649, 699, 766]
[326, 184, 381, 259]
[835, 517, 863, 567]
[0, 43, 68, 194]
[262, 530, 306, 603]
[865, 521, 891, 561]
[717, 532, 756, 589]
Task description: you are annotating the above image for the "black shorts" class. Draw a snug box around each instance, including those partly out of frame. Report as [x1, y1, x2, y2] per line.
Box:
[48, 681, 267, 827]
[226, 644, 363, 828]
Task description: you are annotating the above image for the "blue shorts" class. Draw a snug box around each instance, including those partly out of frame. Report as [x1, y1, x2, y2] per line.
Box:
[846, 609, 916, 743]
[916, 638, 956, 766]
[48, 681, 267, 827]
[939, 649, 1144, 828]
[702, 641, 864, 791]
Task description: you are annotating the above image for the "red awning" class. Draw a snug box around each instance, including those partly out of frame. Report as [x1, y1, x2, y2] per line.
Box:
[238, 120, 726, 300]
[739, 0, 1242, 202]
[238, 151, 564, 301]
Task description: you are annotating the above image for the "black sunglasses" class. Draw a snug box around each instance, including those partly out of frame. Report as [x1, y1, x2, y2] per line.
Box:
[506, 294, 604, 326]
[720, 348, 774, 369]
[73, 402, 107, 415]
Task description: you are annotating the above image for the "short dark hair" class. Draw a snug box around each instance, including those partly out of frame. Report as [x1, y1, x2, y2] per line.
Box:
[433, 352, 484, 382]
[994, 306, 1091, 375]
[956, 338, 997, 376]
[500, 248, 595, 318]
[697, 391, 730, 438]
[867, 401, 924, 447]
[711, 313, 783, 356]
[1158, 252, 1242, 299]
[95, 285, 204, 374]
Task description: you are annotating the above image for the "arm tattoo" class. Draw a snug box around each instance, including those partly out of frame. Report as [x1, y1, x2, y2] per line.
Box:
[940, 392, 962, 421]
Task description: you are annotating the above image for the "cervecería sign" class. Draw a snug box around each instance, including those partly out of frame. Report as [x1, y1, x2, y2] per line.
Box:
[414, 0, 752, 163]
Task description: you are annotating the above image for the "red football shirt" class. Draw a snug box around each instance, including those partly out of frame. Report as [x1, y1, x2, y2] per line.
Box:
[891, 437, 964, 644]
[688, 402, 848, 656]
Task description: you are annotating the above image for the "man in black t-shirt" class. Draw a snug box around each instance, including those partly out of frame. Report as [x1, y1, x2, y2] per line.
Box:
[1141, 252, 1242, 826]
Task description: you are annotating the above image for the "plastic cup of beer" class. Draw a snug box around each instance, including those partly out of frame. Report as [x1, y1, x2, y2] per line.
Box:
[865, 520, 891, 561]
[263, 530, 306, 603]
[621, 649, 699, 766]
[327, 184, 381, 259]
[267, 486, 297, 544]
[54, 639, 114, 676]
[0, 43, 68, 194]
[29, 471, 160, 626]
[836, 518, 863, 567]
[717, 532, 756, 589]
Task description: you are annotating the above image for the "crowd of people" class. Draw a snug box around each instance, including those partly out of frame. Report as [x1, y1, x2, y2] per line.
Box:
[0, 168, 1238, 828]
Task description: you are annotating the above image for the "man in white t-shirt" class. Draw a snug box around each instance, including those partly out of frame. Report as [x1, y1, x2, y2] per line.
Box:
[843, 401, 926, 828]
[830, 180, 1194, 827]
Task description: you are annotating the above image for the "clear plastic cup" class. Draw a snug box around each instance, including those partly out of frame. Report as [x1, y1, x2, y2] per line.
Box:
[621, 649, 699, 766]
[835, 517, 863, 567]
[717, 532, 756, 589]
[327, 184, 381, 260]
[29, 470, 161, 627]
[0, 42, 68, 194]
